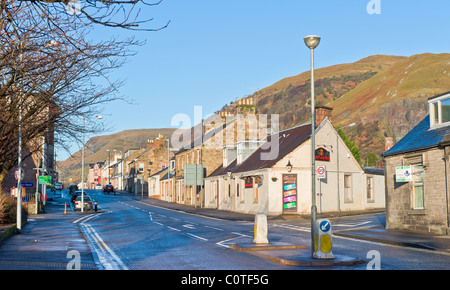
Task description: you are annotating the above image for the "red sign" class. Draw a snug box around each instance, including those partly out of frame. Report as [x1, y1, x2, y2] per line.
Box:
[245, 177, 253, 188]
[315, 147, 330, 161]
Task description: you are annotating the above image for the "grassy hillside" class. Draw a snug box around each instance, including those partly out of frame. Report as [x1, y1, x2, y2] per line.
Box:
[225, 53, 450, 165]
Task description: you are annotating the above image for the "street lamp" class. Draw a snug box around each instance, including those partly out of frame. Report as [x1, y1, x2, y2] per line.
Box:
[304, 34, 320, 257]
[81, 115, 103, 212]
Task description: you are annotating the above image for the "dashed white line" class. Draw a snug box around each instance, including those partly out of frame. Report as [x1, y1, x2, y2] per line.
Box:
[186, 233, 208, 241]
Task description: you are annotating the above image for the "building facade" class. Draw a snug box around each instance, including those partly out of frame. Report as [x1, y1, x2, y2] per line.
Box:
[382, 91, 450, 235]
[205, 110, 385, 216]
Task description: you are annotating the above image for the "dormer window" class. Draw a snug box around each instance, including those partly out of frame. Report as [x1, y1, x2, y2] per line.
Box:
[428, 92, 450, 128]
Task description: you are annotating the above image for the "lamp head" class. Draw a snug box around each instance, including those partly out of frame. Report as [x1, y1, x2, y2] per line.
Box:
[304, 35, 321, 49]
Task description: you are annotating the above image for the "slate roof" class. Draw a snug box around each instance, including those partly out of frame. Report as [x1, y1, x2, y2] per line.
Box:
[381, 115, 450, 157]
[207, 123, 312, 177]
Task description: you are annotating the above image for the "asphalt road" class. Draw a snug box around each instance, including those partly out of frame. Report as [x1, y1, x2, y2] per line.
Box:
[1, 189, 448, 271]
[78, 190, 449, 270]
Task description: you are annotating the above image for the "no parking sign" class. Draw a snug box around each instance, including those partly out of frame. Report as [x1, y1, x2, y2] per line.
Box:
[317, 166, 326, 179]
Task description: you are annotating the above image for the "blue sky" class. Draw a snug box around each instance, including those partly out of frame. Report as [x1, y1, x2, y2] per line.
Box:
[59, 0, 450, 160]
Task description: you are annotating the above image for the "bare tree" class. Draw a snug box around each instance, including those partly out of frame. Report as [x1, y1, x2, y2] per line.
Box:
[0, 0, 165, 186]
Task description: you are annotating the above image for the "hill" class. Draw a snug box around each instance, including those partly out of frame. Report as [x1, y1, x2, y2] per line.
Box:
[223, 53, 450, 164]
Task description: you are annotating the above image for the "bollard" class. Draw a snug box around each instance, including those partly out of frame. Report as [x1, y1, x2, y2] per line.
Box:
[94, 200, 97, 212]
[313, 218, 334, 259]
[253, 213, 269, 244]
[64, 202, 67, 215]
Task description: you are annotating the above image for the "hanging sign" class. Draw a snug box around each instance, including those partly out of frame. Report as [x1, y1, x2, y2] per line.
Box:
[395, 166, 412, 182]
[315, 147, 330, 161]
[245, 177, 253, 188]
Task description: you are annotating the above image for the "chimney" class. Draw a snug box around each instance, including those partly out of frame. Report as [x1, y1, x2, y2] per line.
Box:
[385, 137, 394, 151]
[154, 136, 165, 148]
[315, 105, 333, 127]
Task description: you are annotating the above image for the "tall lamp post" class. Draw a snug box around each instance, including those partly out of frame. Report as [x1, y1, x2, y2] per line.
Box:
[304, 35, 321, 257]
[82, 115, 103, 212]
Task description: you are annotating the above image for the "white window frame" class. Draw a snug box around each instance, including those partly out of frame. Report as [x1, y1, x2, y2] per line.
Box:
[411, 164, 424, 210]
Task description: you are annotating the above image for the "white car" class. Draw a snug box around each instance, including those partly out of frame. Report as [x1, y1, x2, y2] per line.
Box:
[95, 184, 102, 190]
[74, 195, 93, 211]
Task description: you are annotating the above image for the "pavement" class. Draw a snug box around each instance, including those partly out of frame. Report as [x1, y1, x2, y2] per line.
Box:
[1, 191, 449, 269]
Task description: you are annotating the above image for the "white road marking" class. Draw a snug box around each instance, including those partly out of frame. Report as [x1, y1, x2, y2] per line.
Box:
[186, 233, 208, 241]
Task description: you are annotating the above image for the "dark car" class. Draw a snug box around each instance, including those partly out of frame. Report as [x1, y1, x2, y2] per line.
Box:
[69, 184, 78, 194]
[103, 184, 114, 194]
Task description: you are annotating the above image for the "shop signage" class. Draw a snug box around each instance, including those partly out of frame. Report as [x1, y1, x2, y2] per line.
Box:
[395, 166, 412, 182]
[282, 174, 297, 212]
[245, 177, 253, 188]
[315, 147, 330, 161]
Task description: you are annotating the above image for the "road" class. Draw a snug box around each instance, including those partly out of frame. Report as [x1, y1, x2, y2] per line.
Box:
[72, 189, 449, 270]
[1, 189, 448, 271]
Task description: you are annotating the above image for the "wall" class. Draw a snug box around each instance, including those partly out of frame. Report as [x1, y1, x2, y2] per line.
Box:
[385, 148, 450, 234]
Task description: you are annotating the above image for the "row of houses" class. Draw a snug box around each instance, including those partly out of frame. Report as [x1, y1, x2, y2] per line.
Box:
[87, 135, 174, 194]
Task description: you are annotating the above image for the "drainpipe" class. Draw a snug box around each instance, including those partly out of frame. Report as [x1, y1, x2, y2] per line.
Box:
[443, 156, 450, 235]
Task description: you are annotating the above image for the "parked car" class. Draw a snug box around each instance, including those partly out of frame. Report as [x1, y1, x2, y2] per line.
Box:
[71, 190, 89, 203]
[95, 184, 102, 190]
[103, 184, 114, 194]
[74, 195, 93, 211]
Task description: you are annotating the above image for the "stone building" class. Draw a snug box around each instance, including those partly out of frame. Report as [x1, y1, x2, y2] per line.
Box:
[381, 91, 450, 235]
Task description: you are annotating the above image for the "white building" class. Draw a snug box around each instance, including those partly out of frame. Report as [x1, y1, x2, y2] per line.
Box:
[204, 109, 385, 216]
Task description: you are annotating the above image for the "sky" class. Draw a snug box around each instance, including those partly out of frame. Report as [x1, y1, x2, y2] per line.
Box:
[58, 0, 450, 160]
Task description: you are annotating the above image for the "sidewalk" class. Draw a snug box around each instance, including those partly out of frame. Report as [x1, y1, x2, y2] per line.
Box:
[0, 197, 98, 270]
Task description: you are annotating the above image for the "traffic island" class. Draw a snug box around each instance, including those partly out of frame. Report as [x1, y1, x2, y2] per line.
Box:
[231, 243, 364, 267]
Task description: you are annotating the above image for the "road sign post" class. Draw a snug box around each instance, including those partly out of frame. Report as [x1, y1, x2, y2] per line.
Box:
[313, 218, 334, 259]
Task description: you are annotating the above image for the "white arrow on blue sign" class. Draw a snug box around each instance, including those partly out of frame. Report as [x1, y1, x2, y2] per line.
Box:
[320, 220, 331, 232]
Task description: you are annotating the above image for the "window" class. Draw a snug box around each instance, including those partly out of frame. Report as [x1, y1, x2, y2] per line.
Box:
[367, 176, 374, 202]
[442, 99, 450, 123]
[429, 94, 450, 127]
[344, 174, 353, 202]
[412, 165, 424, 209]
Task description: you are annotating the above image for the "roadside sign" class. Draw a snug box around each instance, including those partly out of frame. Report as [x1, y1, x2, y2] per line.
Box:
[39, 176, 52, 185]
[395, 166, 412, 182]
[22, 183, 33, 187]
[317, 166, 326, 179]
[15, 169, 24, 180]
[319, 220, 331, 232]
[184, 164, 203, 186]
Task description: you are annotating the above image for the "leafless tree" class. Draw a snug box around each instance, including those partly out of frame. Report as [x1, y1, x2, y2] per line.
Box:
[0, 0, 167, 186]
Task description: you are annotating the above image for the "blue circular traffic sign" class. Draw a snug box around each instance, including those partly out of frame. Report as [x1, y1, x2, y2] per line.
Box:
[319, 220, 331, 232]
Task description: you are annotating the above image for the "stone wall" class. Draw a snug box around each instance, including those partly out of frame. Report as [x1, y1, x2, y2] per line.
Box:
[385, 148, 450, 234]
